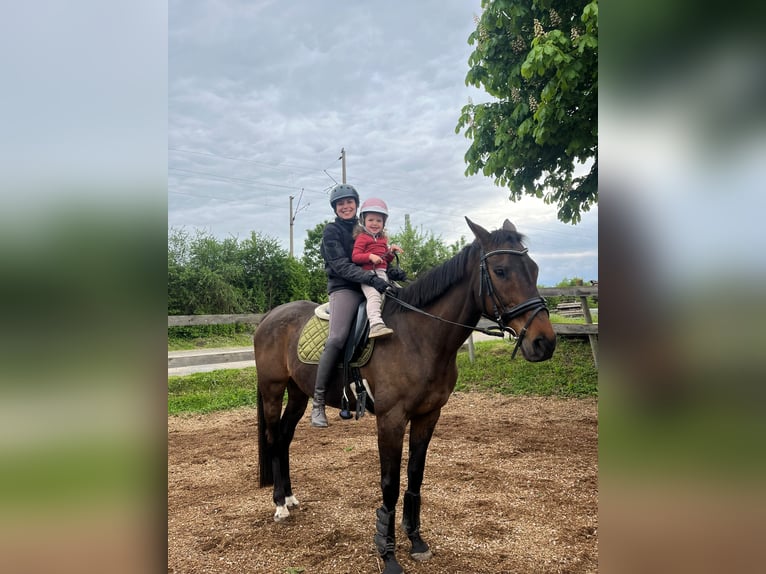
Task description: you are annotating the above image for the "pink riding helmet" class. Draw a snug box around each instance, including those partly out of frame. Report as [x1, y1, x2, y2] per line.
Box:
[359, 198, 389, 223]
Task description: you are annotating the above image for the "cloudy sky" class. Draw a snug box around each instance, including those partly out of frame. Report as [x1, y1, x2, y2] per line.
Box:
[168, 0, 598, 287]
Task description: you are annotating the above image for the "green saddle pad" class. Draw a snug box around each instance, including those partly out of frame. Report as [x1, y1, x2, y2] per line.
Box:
[297, 315, 374, 366]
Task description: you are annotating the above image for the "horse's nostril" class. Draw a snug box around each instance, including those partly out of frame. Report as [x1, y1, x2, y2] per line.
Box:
[534, 335, 556, 358]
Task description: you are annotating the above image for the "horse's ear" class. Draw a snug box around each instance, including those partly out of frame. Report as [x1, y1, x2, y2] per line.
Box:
[465, 217, 490, 244]
[502, 219, 517, 233]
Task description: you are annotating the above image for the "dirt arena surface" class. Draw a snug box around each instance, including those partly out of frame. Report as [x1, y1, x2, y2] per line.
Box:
[168, 393, 598, 574]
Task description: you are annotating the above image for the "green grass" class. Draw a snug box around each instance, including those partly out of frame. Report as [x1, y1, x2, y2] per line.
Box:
[168, 337, 597, 415]
[168, 367, 258, 415]
[456, 337, 597, 397]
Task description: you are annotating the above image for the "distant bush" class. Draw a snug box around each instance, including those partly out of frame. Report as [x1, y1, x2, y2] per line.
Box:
[169, 323, 251, 340]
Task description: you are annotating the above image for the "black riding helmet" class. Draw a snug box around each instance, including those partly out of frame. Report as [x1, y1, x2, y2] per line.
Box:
[329, 183, 359, 210]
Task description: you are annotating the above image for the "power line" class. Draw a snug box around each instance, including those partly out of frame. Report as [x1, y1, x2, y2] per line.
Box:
[169, 167, 332, 198]
[169, 147, 327, 175]
[169, 189, 284, 210]
[170, 145, 349, 176]
[170, 147, 348, 196]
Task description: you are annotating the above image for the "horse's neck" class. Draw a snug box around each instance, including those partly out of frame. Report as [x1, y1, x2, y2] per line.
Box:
[421, 271, 483, 351]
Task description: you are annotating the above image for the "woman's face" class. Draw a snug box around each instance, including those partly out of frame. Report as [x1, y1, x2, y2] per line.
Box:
[334, 197, 357, 220]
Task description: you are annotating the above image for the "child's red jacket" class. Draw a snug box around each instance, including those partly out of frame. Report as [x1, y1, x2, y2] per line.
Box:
[352, 232, 395, 271]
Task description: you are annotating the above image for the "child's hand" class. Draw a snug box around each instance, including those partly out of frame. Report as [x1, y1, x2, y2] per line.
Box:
[389, 244, 403, 254]
[370, 254, 383, 264]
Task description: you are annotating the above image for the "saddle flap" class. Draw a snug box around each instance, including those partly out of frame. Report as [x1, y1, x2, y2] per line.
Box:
[297, 305, 375, 368]
[344, 300, 370, 365]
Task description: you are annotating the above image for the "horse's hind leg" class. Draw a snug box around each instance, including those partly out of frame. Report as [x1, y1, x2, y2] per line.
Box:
[402, 409, 441, 562]
[258, 377, 290, 520]
[273, 379, 309, 521]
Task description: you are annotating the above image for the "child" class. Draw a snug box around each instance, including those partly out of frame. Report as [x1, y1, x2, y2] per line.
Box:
[352, 198, 403, 338]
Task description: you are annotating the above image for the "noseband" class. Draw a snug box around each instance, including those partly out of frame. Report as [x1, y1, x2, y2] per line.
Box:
[480, 248, 549, 359]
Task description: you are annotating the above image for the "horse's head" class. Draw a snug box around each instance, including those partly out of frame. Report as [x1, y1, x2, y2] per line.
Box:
[466, 217, 556, 362]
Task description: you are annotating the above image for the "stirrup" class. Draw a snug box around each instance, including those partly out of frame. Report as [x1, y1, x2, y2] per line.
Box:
[339, 392, 353, 419]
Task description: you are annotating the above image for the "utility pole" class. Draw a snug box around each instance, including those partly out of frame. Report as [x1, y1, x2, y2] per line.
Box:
[288, 189, 307, 259]
[289, 195, 294, 258]
[340, 147, 346, 183]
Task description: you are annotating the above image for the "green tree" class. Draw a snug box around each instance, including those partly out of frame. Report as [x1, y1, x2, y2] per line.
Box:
[448, 235, 469, 257]
[167, 228, 245, 314]
[300, 221, 331, 303]
[456, 0, 598, 224]
[389, 216, 454, 278]
[239, 231, 307, 311]
[167, 228, 313, 315]
[168, 227, 192, 315]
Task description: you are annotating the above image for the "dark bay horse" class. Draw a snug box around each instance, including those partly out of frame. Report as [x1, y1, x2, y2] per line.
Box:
[254, 217, 556, 574]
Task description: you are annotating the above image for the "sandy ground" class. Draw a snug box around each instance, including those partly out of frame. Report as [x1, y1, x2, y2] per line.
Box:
[168, 393, 597, 574]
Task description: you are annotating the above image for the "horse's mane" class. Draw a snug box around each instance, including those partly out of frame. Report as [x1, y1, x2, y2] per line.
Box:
[394, 227, 525, 311]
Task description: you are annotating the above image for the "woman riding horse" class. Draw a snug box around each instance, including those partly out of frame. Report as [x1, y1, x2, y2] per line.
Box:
[310, 183, 391, 428]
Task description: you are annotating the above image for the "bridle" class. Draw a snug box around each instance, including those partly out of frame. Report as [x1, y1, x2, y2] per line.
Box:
[479, 248, 549, 359]
[384, 246, 549, 359]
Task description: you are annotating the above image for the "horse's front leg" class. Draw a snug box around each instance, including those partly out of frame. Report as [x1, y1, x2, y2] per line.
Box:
[375, 411, 407, 574]
[402, 408, 441, 562]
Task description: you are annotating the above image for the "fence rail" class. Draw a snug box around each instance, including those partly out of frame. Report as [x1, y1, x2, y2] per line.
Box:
[168, 287, 598, 368]
[538, 287, 598, 297]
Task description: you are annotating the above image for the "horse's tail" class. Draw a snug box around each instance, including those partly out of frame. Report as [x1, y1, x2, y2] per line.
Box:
[257, 386, 274, 487]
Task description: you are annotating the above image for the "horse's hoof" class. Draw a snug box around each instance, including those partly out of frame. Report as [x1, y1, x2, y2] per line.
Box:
[381, 559, 403, 574]
[410, 549, 433, 562]
[409, 535, 432, 561]
[273, 505, 290, 522]
[285, 495, 300, 509]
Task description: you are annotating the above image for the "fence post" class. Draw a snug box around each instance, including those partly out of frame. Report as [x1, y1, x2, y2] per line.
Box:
[578, 295, 599, 368]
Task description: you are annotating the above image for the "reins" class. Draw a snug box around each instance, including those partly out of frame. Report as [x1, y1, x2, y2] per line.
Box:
[383, 292, 507, 338]
[385, 247, 549, 359]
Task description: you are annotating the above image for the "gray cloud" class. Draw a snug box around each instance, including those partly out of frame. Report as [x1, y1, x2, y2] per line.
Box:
[169, 0, 598, 286]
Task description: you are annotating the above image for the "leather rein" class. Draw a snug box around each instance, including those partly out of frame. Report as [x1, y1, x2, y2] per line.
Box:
[385, 247, 549, 359]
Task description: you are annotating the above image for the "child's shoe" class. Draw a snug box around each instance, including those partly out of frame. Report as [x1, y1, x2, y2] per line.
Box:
[369, 323, 394, 338]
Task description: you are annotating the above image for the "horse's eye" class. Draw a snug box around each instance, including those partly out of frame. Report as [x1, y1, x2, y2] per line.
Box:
[494, 268, 506, 279]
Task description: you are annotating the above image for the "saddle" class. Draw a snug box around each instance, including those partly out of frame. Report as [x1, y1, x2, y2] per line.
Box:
[297, 300, 376, 419]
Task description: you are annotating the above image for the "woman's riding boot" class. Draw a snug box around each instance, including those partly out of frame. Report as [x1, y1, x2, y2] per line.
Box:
[311, 344, 341, 428]
[310, 395, 328, 428]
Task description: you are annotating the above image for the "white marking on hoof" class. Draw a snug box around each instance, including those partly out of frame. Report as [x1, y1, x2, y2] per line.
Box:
[285, 495, 300, 508]
[410, 549, 433, 562]
[273, 505, 290, 522]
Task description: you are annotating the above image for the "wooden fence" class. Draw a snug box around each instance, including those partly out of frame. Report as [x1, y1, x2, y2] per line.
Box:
[168, 286, 598, 368]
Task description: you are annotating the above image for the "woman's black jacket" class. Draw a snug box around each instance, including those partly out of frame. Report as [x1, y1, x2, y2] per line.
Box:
[320, 216, 377, 294]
